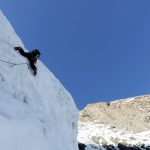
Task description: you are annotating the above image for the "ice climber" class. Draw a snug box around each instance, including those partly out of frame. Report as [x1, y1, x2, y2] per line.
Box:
[14, 46, 41, 76]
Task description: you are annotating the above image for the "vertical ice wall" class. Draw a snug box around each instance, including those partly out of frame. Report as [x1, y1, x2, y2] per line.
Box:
[0, 10, 79, 150]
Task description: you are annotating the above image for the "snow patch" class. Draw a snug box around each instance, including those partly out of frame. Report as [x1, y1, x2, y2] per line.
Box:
[78, 121, 150, 146]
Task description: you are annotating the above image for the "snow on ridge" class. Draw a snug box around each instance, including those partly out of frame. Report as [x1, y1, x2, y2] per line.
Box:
[78, 121, 150, 147]
[111, 97, 135, 103]
[0, 10, 79, 150]
[137, 105, 145, 111]
[111, 94, 150, 103]
[79, 95, 150, 150]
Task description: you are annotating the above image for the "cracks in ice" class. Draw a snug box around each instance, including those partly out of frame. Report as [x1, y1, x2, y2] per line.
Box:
[38, 118, 48, 137]
[0, 73, 5, 81]
[0, 111, 11, 119]
[12, 90, 29, 105]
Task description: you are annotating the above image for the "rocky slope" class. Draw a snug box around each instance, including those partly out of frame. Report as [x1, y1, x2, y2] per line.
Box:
[78, 95, 150, 150]
[80, 95, 150, 133]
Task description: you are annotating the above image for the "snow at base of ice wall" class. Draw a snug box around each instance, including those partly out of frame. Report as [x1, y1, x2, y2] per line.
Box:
[0, 10, 79, 150]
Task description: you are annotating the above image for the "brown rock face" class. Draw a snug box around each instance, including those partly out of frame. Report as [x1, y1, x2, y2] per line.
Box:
[79, 95, 150, 133]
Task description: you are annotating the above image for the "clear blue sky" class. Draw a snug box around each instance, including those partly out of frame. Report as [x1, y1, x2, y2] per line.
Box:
[1, 1, 150, 109]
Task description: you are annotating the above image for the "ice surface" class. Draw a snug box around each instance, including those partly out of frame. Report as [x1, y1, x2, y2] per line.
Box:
[0, 10, 79, 150]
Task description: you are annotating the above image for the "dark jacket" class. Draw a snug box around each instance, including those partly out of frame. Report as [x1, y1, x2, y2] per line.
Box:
[14, 46, 40, 76]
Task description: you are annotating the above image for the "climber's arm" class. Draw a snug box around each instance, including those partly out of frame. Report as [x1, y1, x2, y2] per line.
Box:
[14, 46, 28, 58]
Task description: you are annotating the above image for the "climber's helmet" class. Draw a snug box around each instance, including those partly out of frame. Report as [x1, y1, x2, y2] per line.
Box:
[32, 49, 41, 58]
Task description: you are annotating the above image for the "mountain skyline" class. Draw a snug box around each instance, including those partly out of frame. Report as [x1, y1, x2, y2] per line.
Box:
[1, 1, 150, 109]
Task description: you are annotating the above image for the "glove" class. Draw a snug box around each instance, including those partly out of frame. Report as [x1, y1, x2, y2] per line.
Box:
[14, 46, 23, 51]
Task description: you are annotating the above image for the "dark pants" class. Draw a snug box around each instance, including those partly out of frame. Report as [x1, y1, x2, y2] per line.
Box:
[29, 61, 37, 76]
[17, 48, 37, 76]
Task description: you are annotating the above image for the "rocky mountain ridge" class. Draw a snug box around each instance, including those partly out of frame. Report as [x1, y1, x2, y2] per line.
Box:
[80, 95, 150, 133]
[78, 95, 150, 150]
